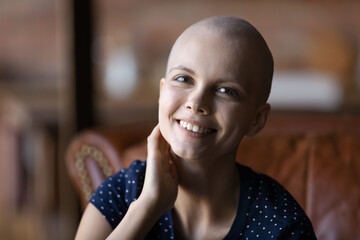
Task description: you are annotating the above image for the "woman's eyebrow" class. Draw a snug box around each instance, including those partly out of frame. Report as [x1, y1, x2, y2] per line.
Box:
[169, 65, 195, 75]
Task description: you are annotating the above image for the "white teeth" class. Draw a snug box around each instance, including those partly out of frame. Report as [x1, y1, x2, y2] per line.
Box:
[192, 125, 199, 132]
[179, 120, 211, 133]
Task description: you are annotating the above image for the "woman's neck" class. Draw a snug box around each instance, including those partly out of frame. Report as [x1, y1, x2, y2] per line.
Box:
[172, 152, 240, 239]
[173, 149, 238, 194]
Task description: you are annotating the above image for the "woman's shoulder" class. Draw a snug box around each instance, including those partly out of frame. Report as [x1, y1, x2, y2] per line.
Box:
[237, 164, 297, 204]
[237, 163, 305, 217]
[235, 164, 317, 239]
[96, 160, 146, 200]
[89, 160, 147, 229]
[112, 160, 147, 182]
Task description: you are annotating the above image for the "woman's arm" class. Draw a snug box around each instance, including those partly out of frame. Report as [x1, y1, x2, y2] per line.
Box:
[75, 125, 178, 239]
[75, 197, 164, 240]
[75, 204, 112, 240]
[106, 195, 166, 239]
[107, 125, 178, 239]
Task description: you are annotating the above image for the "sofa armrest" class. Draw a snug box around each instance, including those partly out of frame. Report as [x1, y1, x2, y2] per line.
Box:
[65, 122, 155, 209]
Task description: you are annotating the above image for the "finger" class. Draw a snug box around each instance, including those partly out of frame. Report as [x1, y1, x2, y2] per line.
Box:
[147, 125, 161, 156]
[148, 125, 169, 157]
[147, 124, 160, 147]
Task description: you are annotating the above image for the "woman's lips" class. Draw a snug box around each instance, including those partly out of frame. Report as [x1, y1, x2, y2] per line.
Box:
[178, 120, 215, 134]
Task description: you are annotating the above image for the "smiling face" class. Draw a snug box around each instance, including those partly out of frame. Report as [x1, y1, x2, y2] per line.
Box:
[158, 18, 272, 162]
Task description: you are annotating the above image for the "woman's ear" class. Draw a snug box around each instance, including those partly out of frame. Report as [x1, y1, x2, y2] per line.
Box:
[246, 103, 271, 137]
[159, 78, 165, 92]
[159, 78, 165, 104]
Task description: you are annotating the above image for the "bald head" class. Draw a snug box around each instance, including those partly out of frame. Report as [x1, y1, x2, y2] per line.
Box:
[167, 16, 274, 106]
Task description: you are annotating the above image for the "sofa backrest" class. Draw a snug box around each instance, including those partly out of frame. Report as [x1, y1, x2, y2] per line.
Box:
[65, 115, 360, 239]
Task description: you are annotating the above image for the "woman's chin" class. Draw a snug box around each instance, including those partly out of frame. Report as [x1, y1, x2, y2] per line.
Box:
[170, 147, 206, 162]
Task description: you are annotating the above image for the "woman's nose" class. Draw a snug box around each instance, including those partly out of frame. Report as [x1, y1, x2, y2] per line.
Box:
[185, 89, 211, 115]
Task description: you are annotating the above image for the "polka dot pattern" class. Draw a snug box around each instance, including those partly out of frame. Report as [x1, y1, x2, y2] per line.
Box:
[90, 161, 316, 239]
[228, 166, 317, 239]
[90, 160, 174, 239]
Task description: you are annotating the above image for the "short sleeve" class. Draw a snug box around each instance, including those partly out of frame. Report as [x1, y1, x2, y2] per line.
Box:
[89, 160, 146, 229]
[277, 214, 317, 240]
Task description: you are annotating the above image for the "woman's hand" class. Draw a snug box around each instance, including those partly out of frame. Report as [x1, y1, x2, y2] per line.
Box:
[139, 124, 179, 213]
[77, 125, 179, 240]
[105, 125, 179, 240]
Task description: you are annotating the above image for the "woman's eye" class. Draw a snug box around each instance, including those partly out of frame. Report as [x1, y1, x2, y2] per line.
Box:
[174, 75, 188, 83]
[217, 87, 239, 99]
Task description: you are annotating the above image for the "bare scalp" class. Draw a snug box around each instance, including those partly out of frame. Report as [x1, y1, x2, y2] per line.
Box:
[167, 16, 274, 106]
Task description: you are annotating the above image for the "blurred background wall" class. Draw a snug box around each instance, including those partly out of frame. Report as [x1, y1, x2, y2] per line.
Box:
[0, 0, 359, 239]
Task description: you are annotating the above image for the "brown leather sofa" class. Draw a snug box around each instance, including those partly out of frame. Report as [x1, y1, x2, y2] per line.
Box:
[66, 115, 360, 240]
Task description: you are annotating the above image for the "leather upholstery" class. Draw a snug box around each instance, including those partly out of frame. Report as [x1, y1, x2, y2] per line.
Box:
[65, 115, 360, 239]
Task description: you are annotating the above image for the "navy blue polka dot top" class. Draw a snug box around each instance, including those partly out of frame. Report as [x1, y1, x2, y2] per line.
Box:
[90, 160, 317, 239]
